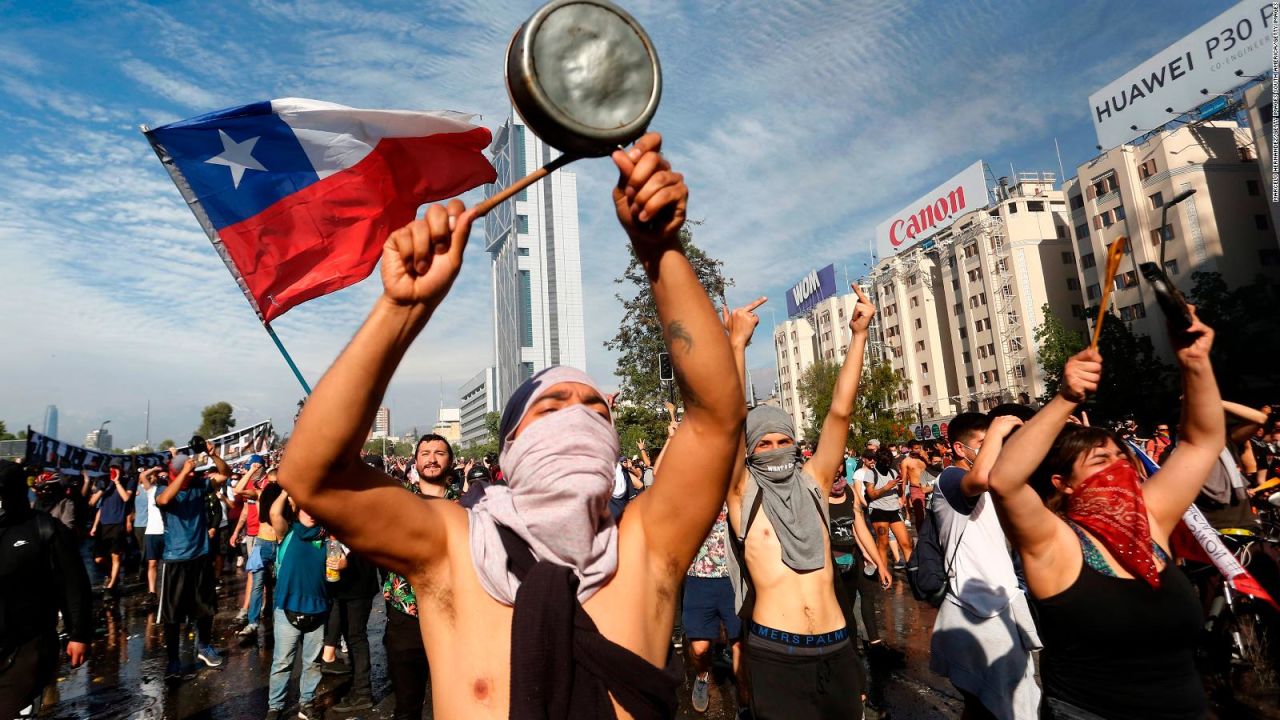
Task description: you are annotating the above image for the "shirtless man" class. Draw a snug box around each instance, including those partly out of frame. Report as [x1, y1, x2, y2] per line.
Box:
[280, 133, 744, 719]
[723, 285, 875, 720]
[901, 440, 928, 529]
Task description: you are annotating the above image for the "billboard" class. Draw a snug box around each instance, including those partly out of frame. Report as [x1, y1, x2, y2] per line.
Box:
[785, 264, 837, 317]
[1089, 1, 1274, 150]
[875, 160, 987, 261]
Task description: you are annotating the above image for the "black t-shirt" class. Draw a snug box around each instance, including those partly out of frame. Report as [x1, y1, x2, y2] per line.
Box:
[330, 548, 380, 600]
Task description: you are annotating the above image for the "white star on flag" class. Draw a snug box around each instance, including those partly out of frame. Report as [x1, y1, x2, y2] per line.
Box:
[205, 129, 266, 189]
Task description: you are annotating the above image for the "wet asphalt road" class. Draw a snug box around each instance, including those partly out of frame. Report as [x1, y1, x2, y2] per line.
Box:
[32, 561, 1280, 719]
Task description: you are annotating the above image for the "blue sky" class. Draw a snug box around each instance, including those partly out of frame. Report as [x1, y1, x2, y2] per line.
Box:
[0, 0, 1236, 448]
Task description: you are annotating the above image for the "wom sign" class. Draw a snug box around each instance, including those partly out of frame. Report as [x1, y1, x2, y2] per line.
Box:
[875, 160, 987, 260]
[1089, 1, 1274, 149]
[785, 264, 837, 317]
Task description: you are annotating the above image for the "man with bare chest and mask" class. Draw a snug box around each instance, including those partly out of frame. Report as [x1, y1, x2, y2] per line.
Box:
[721, 285, 876, 720]
[280, 132, 744, 720]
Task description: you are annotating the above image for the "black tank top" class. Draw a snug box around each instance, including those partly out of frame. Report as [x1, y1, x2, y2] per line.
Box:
[1030, 559, 1207, 719]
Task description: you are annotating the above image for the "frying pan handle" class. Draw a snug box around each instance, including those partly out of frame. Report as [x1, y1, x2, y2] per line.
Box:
[471, 154, 578, 218]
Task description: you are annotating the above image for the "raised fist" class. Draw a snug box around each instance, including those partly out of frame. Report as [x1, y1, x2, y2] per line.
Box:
[381, 199, 473, 307]
[611, 133, 687, 251]
[1060, 349, 1102, 404]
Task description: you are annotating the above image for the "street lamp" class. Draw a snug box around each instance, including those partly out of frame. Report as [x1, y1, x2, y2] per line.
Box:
[1158, 188, 1196, 269]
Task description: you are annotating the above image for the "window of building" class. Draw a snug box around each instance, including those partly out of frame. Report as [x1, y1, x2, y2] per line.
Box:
[1002, 284, 1013, 298]
[1149, 225, 1174, 245]
[1081, 253, 1096, 268]
[1027, 201, 1045, 212]
[517, 214, 530, 233]
[1086, 283, 1099, 300]
[1119, 303, 1147, 321]
[954, 302, 963, 316]
[1164, 259, 1179, 275]
[1067, 278, 1080, 291]
[962, 351, 971, 364]
[1115, 270, 1139, 289]
[1009, 337, 1024, 352]
[1008, 202, 1019, 214]
[979, 292, 987, 305]
[1013, 364, 1027, 379]
[1008, 310, 1020, 326]
[1137, 159, 1157, 179]
[521, 361, 534, 382]
[914, 318, 922, 329]
[518, 246, 530, 256]
[1113, 205, 1126, 221]
[519, 270, 534, 348]
[952, 279, 960, 292]
[1256, 215, 1270, 230]
[907, 274, 918, 286]
[921, 362, 929, 374]
[987, 343, 996, 355]
[1071, 304, 1085, 319]
[1062, 251, 1074, 264]
[964, 243, 978, 258]
[923, 385, 932, 397]
[910, 296, 919, 308]
[978, 346, 988, 359]
[959, 327, 968, 339]
[1149, 192, 1164, 209]
[1246, 179, 1261, 196]
[1070, 193, 1084, 210]
[995, 258, 1008, 272]
[1100, 210, 1115, 228]
[984, 318, 992, 331]
[967, 375, 975, 388]
[970, 296, 979, 309]
[1057, 224, 1068, 240]
[975, 320, 983, 335]
[1075, 222, 1089, 240]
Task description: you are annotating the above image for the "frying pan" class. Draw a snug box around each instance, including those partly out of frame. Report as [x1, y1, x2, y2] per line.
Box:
[472, 0, 662, 217]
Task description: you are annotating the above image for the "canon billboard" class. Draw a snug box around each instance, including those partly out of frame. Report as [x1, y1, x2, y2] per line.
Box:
[874, 160, 987, 260]
[785, 264, 837, 317]
[1089, 1, 1273, 150]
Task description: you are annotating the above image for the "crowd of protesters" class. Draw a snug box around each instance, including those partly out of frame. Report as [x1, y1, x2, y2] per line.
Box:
[3, 133, 1280, 720]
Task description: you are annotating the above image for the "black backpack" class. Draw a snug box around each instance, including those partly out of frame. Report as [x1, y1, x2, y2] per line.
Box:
[906, 498, 964, 608]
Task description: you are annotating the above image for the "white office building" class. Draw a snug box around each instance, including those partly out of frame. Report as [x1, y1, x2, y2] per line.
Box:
[483, 111, 588, 410]
[371, 407, 391, 439]
[459, 367, 498, 448]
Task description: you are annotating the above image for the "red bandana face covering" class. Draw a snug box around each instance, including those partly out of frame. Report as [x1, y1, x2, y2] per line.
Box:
[1065, 458, 1163, 588]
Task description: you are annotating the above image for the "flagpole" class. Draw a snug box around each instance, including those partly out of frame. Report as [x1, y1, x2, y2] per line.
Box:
[264, 323, 312, 395]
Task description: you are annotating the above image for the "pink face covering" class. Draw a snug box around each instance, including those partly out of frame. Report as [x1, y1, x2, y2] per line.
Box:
[1066, 458, 1162, 588]
[468, 368, 621, 606]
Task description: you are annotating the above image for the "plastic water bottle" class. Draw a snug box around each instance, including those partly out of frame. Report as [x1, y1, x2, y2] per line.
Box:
[326, 538, 342, 583]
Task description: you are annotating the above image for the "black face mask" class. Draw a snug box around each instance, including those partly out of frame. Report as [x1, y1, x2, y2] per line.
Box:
[927, 463, 944, 475]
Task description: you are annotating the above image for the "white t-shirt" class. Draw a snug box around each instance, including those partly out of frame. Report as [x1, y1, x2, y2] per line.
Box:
[144, 486, 165, 536]
[932, 466, 1020, 618]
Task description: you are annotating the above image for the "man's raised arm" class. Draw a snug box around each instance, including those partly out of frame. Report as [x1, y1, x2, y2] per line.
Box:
[280, 201, 475, 579]
[613, 133, 745, 567]
[805, 285, 875, 493]
[722, 298, 766, 494]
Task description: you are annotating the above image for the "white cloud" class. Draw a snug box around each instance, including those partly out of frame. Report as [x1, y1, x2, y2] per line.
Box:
[120, 58, 224, 109]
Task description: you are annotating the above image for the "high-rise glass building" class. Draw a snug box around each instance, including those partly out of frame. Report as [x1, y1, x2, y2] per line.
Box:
[483, 111, 587, 409]
[43, 405, 58, 439]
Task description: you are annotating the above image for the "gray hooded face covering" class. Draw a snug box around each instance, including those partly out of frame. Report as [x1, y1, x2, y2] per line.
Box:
[742, 405, 827, 573]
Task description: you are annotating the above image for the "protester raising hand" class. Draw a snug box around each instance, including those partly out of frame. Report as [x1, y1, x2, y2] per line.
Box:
[721, 297, 766, 348]
[611, 132, 687, 251]
[380, 199, 474, 307]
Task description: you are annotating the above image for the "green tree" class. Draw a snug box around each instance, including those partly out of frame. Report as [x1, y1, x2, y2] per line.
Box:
[1087, 310, 1175, 427]
[797, 359, 840, 442]
[614, 404, 671, 457]
[605, 224, 732, 413]
[850, 359, 913, 448]
[158, 439, 176, 450]
[457, 411, 503, 461]
[1188, 272, 1280, 400]
[1032, 303, 1086, 403]
[0, 421, 15, 441]
[196, 402, 236, 438]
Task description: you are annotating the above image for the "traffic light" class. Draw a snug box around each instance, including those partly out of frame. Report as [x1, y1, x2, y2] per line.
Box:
[658, 351, 674, 382]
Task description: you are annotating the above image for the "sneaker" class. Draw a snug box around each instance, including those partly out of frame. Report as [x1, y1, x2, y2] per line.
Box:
[196, 645, 224, 668]
[321, 658, 352, 675]
[297, 702, 318, 720]
[236, 623, 259, 638]
[332, 694, 374, 713]
[264, 710, 283, 720]
[691, 673, 710, 712]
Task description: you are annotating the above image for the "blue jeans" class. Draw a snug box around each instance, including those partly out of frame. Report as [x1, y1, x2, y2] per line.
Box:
[247, 540, 276, 625]
[268, 608, 325, 710]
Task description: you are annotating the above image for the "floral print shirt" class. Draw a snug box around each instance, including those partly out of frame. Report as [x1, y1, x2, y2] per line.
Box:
[382, 475, 459, 617]
[686, 504, 730, 578]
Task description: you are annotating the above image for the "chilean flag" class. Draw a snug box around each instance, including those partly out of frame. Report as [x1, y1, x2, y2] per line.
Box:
[143, 98, 496, 322]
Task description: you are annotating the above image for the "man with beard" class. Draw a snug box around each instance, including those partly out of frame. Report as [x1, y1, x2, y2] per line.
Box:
[379, 433, 456, 720]
[281, 133, 744, 719]
[722, 286, 876, 720]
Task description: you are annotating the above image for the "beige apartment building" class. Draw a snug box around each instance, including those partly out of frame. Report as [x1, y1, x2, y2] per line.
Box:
[868, 172, 1086, 421]
[1242, 80, 1277, 241]
[1063, 122, 1279, 361]
[772, 291, 863, 435]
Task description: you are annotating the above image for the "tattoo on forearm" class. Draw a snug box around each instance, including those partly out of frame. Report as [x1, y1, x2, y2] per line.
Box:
[665, 321, 693, 356]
